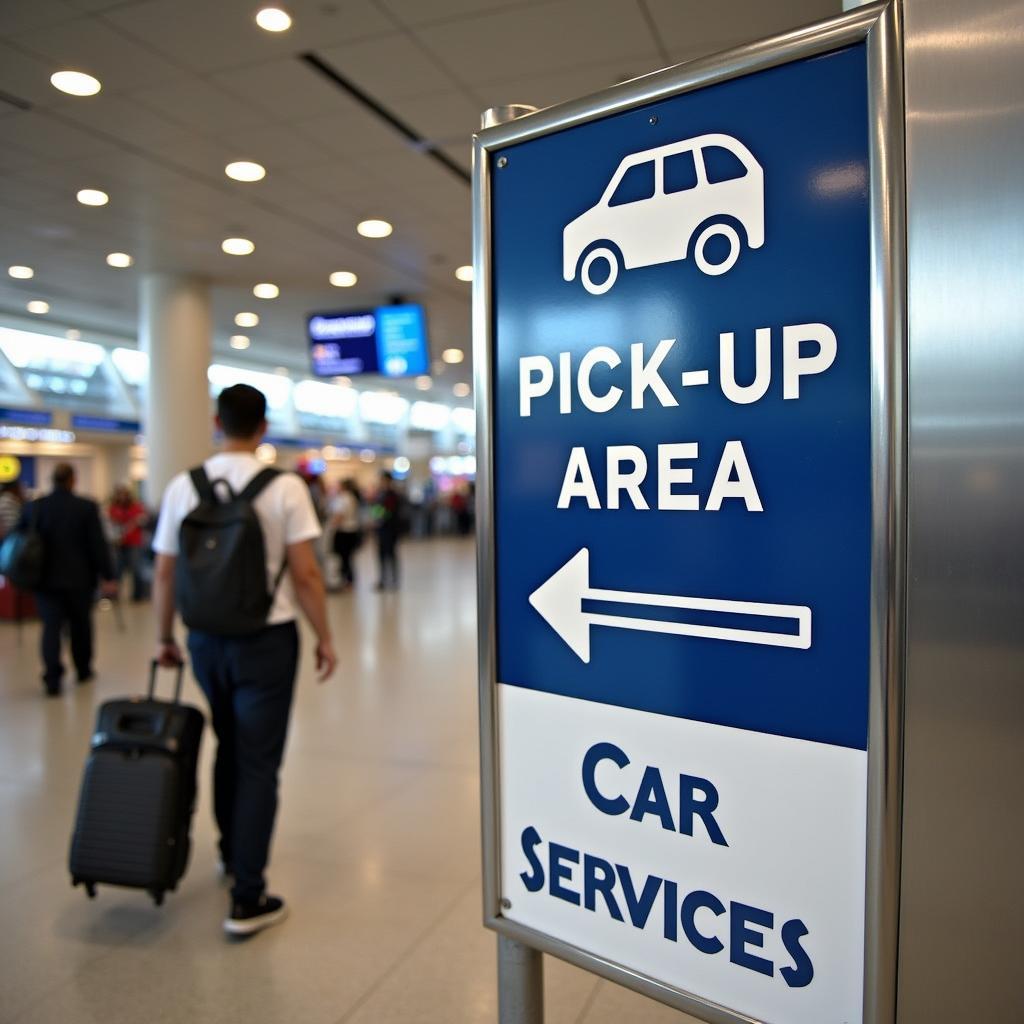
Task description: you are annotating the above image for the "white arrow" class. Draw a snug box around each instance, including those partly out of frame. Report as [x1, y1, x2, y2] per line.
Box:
[528, 548, 812, 664]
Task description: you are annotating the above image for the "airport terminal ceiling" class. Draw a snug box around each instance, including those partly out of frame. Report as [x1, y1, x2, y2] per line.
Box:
[0, 0, 836, 392]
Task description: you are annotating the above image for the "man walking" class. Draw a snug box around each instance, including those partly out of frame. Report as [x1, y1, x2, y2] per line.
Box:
[152, 384, 337, 937]
[20, 463, 116, 696]
[372, 471, 403, 590]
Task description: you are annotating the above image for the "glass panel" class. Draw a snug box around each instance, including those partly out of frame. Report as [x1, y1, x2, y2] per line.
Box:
[664, 150, 699, 193]
[609, 162, 655, 206]
[703, 145, 748, 184]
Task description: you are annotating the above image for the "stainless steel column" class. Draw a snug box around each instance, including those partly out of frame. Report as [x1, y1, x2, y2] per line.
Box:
[899, 0, 1024, 1019]
[480, 101, 544, 1024]
[498, 934, 544, 1024]
[139, 273, 212, 501]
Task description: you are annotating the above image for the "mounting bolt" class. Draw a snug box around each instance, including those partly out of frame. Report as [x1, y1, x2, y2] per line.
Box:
[497, 156, 509, 169]
[500, 897, 512, 910]
[649, 114, 659, 126]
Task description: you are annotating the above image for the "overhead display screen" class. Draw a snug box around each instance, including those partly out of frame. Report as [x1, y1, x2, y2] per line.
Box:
[308, 303, 430, 378]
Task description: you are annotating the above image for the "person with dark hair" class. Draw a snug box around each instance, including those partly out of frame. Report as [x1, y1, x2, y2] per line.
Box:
[151, 383, 338, 938]
[17, 462, 116, 696]
[371, 471, 403, 591]
[329, 478, 362, 589]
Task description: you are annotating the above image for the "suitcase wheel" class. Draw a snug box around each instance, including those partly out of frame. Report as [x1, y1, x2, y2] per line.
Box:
[85, 882, 97, 899]
[151, 890, 164, 907]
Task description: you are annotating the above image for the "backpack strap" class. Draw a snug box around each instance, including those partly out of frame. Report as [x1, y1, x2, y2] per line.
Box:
[238, 467, 281, 504]
[189, 466, 217, 503]
[238, 468, 287, 603]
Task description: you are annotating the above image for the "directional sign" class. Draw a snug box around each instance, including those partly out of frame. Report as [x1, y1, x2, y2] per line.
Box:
[477, 19, 902, 1023]
[530, 548, 812, 662]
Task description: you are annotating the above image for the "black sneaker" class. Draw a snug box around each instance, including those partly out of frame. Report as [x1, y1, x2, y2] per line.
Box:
[223, 894, 288, 937]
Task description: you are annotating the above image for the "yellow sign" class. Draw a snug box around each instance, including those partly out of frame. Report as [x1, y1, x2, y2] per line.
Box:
[0, 455, 21, 483]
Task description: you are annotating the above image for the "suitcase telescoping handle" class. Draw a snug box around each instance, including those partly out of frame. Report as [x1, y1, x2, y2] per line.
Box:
[148, 659, 185, 704]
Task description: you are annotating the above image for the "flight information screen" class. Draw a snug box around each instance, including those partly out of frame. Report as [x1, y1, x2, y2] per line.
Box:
[308, 304, 429, 378]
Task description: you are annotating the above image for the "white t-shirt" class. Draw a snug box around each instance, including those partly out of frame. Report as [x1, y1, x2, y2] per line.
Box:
[153, 452, 321, 625]
[328, 490, 360, 533]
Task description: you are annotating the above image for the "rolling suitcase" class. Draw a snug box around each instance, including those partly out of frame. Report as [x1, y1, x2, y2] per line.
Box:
[69, 661, 204, 905]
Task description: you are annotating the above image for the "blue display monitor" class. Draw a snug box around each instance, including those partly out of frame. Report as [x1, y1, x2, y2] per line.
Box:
[308, 304, 430, 378]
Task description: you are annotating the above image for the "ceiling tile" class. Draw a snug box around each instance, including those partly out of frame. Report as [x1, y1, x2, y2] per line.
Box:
[291, 105, 413, 161]
[317, 32, 461, 101]
[0, 40, 63, 106]
[0, 108, 122, 159]
[476, 53, 666, 112]
[11, 15, 185, 93]
[133, 77, 266, 135]
[380, 0, 549, 29]
[103, 0, 393, 75]
[413, 0, 654, 85]
[390, 91, 481, 146]
[210, 57, 356, 122]
[0, 0, 80, 36]
[644, 0, 838, 52]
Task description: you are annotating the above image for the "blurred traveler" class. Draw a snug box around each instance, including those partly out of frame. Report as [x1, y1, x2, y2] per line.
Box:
[152, 384, 338, 938]
[329, 478, 362, 590]
[107, 485, 148, 602]
[451, 484, 473, 536]
[17, 464, 116, 696]
[0, 480, 25, 538]
[372, 471, 403, 591]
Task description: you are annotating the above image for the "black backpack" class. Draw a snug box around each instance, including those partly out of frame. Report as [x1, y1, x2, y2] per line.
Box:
[175, 466, 284, 636]
[0, 503, 45, 590]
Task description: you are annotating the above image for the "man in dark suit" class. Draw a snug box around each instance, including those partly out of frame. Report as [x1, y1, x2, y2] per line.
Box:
[19, 463, 116, 696]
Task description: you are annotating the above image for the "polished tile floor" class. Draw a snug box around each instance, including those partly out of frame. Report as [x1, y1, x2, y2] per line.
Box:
[0, 539, 695, 1024]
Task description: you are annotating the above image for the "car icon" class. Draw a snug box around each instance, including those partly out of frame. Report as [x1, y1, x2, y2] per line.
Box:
[563, 133, 764, 294]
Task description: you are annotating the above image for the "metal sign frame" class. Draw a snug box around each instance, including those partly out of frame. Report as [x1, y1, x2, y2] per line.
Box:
[473, 3, 906, 1021]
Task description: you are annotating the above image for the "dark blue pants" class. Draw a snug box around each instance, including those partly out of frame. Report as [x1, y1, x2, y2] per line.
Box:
[35, 588, 94, 689]
[188, 622, 299, 905]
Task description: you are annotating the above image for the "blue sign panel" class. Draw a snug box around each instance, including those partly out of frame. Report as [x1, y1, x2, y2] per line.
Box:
[308, 303, 430, 378]
[0, 407, 52, 426]
[71, 415, 141, 433]
[493, 45, 871, 752]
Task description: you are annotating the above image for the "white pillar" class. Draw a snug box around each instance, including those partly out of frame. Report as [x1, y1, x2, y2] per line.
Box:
[140, 273, 212, 502]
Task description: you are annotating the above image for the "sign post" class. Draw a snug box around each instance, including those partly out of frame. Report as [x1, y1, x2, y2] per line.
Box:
[474, 4, 905, 1023]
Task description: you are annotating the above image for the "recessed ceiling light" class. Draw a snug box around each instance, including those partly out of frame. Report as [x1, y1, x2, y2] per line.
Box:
[235, 311, 259, 328]
[415, 376, 432, 391]
[27, 300, 50, 315]
[360, 449, 376, 463]
[230, 335, 250, 350]
[253, 282, 279, 299]
[66, 329, 81, 340]
[255, 7, 292, 32]
[225, 161, 266, 182]
[357, 219, 392, 239]
[8, 265, 33, 280]
[329, 271, 358, 288]
[442, 348, 464, 364]
[222, 237, 255, 255]
[455, 265, 473, 282]
[106, 252, 133, 268]
[453, 382, 471, 398]
[51, 70, 101, 97]
[77, 188, 108, 207]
